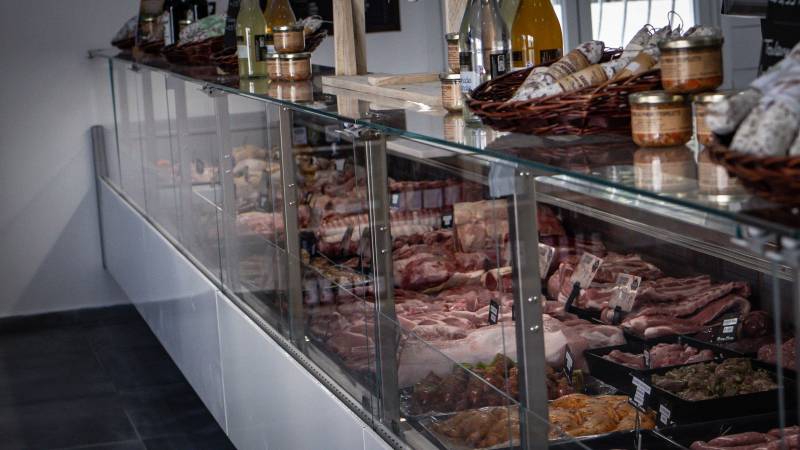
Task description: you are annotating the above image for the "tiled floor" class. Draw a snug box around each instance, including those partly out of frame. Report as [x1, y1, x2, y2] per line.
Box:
[0, 305, 234, 450]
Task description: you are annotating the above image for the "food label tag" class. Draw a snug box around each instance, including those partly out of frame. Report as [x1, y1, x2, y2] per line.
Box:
[487, 300, 500, 325]
[292, 127, 308, 146]
[569, 252, 603, 289]
[608, 273, 642, 312]
[335, 158, 345, 171]
[628, 376, 651, 412]
[390, 193, 401, 208]
[563, 345, 575, 384]
[441, 214, 453, 229]
[713, 315, 740, 343]
[538, 243, 555, 279]
[658, 402, 672, 426]
[643, 349, 651, 369]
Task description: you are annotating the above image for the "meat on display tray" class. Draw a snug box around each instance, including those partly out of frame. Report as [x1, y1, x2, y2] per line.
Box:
[644, 359, 795, 425]
[411, 410, 520, 450]
[548, 430, 686, 450]
[584, 335, 741, 394]
[658, 412, 798, 449]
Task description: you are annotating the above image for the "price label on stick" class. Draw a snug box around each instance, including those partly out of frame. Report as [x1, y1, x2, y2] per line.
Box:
[488, 300, 500, 325]
[628, 376, 651, 413]
[569, 252, 603, 291]
[608, 273, 642, 313]
[658, 402, 672, 426]
[714, 315, 740, 343]
[390, 193, 401, 208]
[334, 158, 345, 171]
[441, 214, 453, 229]
[538, 243, 555, 279]
[563, 345, 575, 384]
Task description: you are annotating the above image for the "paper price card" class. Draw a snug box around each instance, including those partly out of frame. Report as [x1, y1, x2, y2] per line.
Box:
[714, 315, 740, 343]
[608, 273, 642, 312]
[569, 252, 603, 289]
[563, 345, 575, 384]
[628, 376, 651, 413]
[292, 127, 308, 146]
[488, 300, 500, 325]
[538, 243, 555, 279]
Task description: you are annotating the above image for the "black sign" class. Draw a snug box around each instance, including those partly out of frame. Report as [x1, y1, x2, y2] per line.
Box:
[760, 20, 800, 72]
[223, 0, 241, 49]
[299, 230, 317, 256]
[441, 214, 453, 229]
[714, 315, 740, 343]
[488, 300, 500, 325]
[563, 346, 575, 384]
[628, 376, 652, 413]
[658, 399, 673, 426]
[389, 193, 401, 208]
[564, 282, 581, 313]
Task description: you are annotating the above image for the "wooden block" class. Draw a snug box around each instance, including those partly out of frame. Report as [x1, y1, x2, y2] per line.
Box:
[444, 0, 468, 34]
[322, 74, 442, 107]
[333, 0, 357, 75]
[351, 0, 367, 74]
[367, 73, 439, 86]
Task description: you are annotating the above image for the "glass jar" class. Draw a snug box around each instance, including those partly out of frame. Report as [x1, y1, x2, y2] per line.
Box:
[267, 53, 282, 81]
[629, 91, 693, 147]
[659, 36, 724, 94]
[693, 91, 729, 146]
[278, 52, 312, 81]
[446, 32, 460, 73]
[634, 146, 697, 194]
[268, 80, 313, 102]
[439, 73, 463, 112]
[273, 25, 305, 54]
[140, 16, 157, 41]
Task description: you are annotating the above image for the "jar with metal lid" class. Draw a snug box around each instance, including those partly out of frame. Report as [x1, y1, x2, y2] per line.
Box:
[659, 36, 724, 94]
[697, 148, 744, 197]
[177, 19, 193, 35]
[267, 53, 282, 81]
[439, 73, 463, 112]
[278, 53, 312, 81]
[140, 16, 158, 41]
[693, 91, 729, 146]
[274, 25, 305, 54]
[629, 91, 693, 147]
[268, 80, 313, 102]
[446, 32, 460, 73]
[634, 146, 697, 194]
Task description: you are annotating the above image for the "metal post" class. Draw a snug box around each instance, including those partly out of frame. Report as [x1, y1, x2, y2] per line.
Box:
[91, 125, 108, 269]
[212, 90, 240, 290]
[173, 79, 194, 247]
[508, 171, 549, 449]
[779, 238, 800, 427]
[361, 129, 401, 434]
[278, 106, 306, 349]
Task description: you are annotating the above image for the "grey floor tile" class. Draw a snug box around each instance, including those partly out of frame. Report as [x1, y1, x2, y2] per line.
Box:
[94, 345, 184, 390]
[55, 440, 146, 450]
[120, 384, 219, 439]
[142, 430, 235, 450]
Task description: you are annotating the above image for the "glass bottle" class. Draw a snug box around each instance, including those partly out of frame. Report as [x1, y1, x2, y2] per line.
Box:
[237, 0, 269, 78]
[262, 0, 274, 36]
[162, 0, 179, 46]
[267, 0, 297, 30]
[511, 0, 563, 68]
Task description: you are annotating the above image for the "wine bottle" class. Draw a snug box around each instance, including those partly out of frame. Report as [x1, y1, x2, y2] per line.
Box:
[261, 0, 273, 46]
[162, 0, 179, 46]
[458, 0, 512, 94]
[511, 0, 563, 68]
[237, 0, 269, 78]
[189, 0, 209, 22]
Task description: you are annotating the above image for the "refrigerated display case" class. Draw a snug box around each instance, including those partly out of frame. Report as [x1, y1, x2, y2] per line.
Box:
[91, 49, 800, 450]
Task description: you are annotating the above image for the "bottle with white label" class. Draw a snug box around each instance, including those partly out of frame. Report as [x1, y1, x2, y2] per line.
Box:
[458, 0, 511, 123]
[237, 0, 269, 78]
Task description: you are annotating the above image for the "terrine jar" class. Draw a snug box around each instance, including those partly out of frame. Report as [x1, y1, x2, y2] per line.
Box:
[634, 146, 697, 193]
[440, 73, 463, 112]
[693, 91, 729, 146]
[629, 91, 693, 147]
[279, 52, 312, 81]
[659, 36, 724, 94]
[266, 53, 282, 81]
[273, 25, 305, 54]
[268, 80, 313, 103]
[446, 32, 460, 73]
[697, 148, 744, 197]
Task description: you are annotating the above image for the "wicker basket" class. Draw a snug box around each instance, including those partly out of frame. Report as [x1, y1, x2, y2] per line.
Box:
[139, 39, 164, 54]
[708, 144, 800, 206]
[467, 53, 662, 135]
[163, 36, 225, 66]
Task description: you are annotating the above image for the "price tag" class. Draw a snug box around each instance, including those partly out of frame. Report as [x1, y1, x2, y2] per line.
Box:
[569, 252, 603, 290]
[538, 243, 555, 279]
[488, 300, 500, 325]
[563, 345, 575, 384]
[324, 125, 339, 143]
[390, 193, 401, 208]
[714, 315, 740, 343]
[292, 127, 308, 146]
[658, 402, 672, 426]
[441, 214, 453, 229]
[608, 274, 642, 313]
[628, 376, 652, 412]
[643, 349, 651, 369]
[334, 158, 345, 171]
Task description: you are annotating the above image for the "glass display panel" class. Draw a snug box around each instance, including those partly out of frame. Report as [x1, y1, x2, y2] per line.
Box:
[112, 60, 147, 210]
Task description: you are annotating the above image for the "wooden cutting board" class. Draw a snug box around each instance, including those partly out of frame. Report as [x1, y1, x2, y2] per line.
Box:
[321, 73, 442, 107]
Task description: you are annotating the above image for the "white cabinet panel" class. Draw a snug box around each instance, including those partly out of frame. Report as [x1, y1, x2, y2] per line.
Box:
[218, 295, 369, 450]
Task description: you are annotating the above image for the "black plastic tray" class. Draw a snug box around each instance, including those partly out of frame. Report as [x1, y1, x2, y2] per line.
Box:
[646, 359, 795, 425]
[658, 411, 797, 448]
[549, 430, 686, 450]
[584, 335, 741, 394]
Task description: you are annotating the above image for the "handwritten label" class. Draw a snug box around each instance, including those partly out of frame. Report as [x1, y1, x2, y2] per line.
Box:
[714, 315, 740, 343]
[608, 274, 642, 313]
[628, 376, 652, 412]
[488, 300, 500, 325]
[538, 243, 555, 279]
[569, 252, 603, 289]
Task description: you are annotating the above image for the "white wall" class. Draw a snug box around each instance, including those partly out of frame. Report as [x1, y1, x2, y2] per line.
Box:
[310, 0, 446, 74]
[0, 0, 136, 317]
